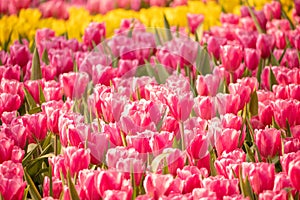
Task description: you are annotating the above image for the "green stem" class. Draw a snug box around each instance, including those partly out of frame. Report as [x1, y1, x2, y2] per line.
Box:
[179, 121, 185, 150]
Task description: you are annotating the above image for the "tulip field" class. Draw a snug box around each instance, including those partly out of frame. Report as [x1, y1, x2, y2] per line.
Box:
[1, 0, 300, 199]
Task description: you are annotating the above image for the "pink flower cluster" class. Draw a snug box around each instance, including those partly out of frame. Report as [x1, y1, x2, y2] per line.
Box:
[1, 1, 300, 199]
[0, 0, 188, 17]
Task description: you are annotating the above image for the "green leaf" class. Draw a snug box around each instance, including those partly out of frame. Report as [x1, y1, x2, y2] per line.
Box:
[24, 168, 42, 200]
[271, 52, 280, 66]
[209, 147, 217, 176]
[66, 170, 80, 200]
[42, 49, 50, 65]
[49, 167, 53, 197]
[22, 185, 30, 200]
[256, 59, 263, 87]
[23, 88, 37, 110]
[196, 46, 212, 75]
[280, 2, 295, 30]
[286, 119, 292, 137]
[269, 67, 278, 91]
[155, 64, 170, 84]
[163, 14, 172, 41]
[154, 28, 162, 46]
[246, 2, 264, 33]
[22, 144, 39, 166]
[244, 142, 255, 162]
[272, 117, 281, 129]
[31, 47, 42, 80]
[151, 153, 169, 173]
[28, 106, 42, 114]
[249, 90, 258, 117]
[156, 108, 167, 131]
[278, 47, 287, 64]
[39, 84, 46, 104]
[239, 167, 255, 199]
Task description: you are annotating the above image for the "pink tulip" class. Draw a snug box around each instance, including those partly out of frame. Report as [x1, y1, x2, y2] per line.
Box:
[119, 100, 163, 134]
[256, 34, 275, 59]
[258, 101, 274, 126]
[244, 48, 261, 71]
[186, 133, 209, 161]
[192, 188, 217, 199]
[285, 48, 300, 68]
[187, 13, 204, 34]
[263, 1, 281, 21]
[21, 113, 47, 143]
[126, 130, 174, 155]
[49, 155, 67, 179]
[228, 82, 252, 110]
[240, 17, 257, 32]
[0, 65, 21, 81]
[49, 49, 74, 76]
[0, 93, 21, 118]
[117, 59, 139, 77]
[220, 13, 239, 25]
[43, 80, 63, 101]
[106, 147, 140, 169]
[259, 190, 287, 200]
[207, 36, 227, 60]
[39, 0, 69, 19]
[215, 149, 245, 178]
[87, 132, 109, 165]
[215, 128, 244, 156]
[202, 176, 240, 199]
[161, 148, 185, 176]
[149, 0, 167, 6]
[194, 96, 216, 120]
[288, 157, 300, 190]
[220, 44, 243, 72]
[9, 42, 31, 68]
[235, 30, 257, 49]
[196, 74, 220, 96]
[284, 138, 300, 154]
[95, 170, 127, 197]
[1, 121, 27, 149]
[60, 72, 89, 99]
[42, 64, 57, 81]
[116, 157, 145, 186]
[221, 113, 243, 130]
[77, 169, 100, 200]
[131, 0, 141, 10]
[92, 64, 115, 86]
[281, 152, 300, 173]
[255, 127, 282, 158]
[177, 166, 207, 194]
[144, 173, 174, 198]
[273, 99, 299, 128]
[0, 161, 26, 200]
[43, 176, 63, 199]
[103, 190, 131, 200]
[0, 137, 24, 164]
[41, 100, 64, 134]
[0, 111, 17, 124]
[273, 30, 286, 49]
[35, 28, 56, 52]
[83, 22, 106, 49]
[242, 162, 275, 194]
[254, 10, 267, 31]
[273, 172, 294, 193]
[216, 93, 241, 115]
[63, 146, 90, 177]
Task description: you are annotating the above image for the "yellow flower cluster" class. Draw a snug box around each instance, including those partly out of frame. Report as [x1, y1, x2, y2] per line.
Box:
[0, 0, 295, 50]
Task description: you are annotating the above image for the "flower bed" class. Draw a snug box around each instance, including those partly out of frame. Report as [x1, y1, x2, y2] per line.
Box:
[1, 0, 300, 200]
